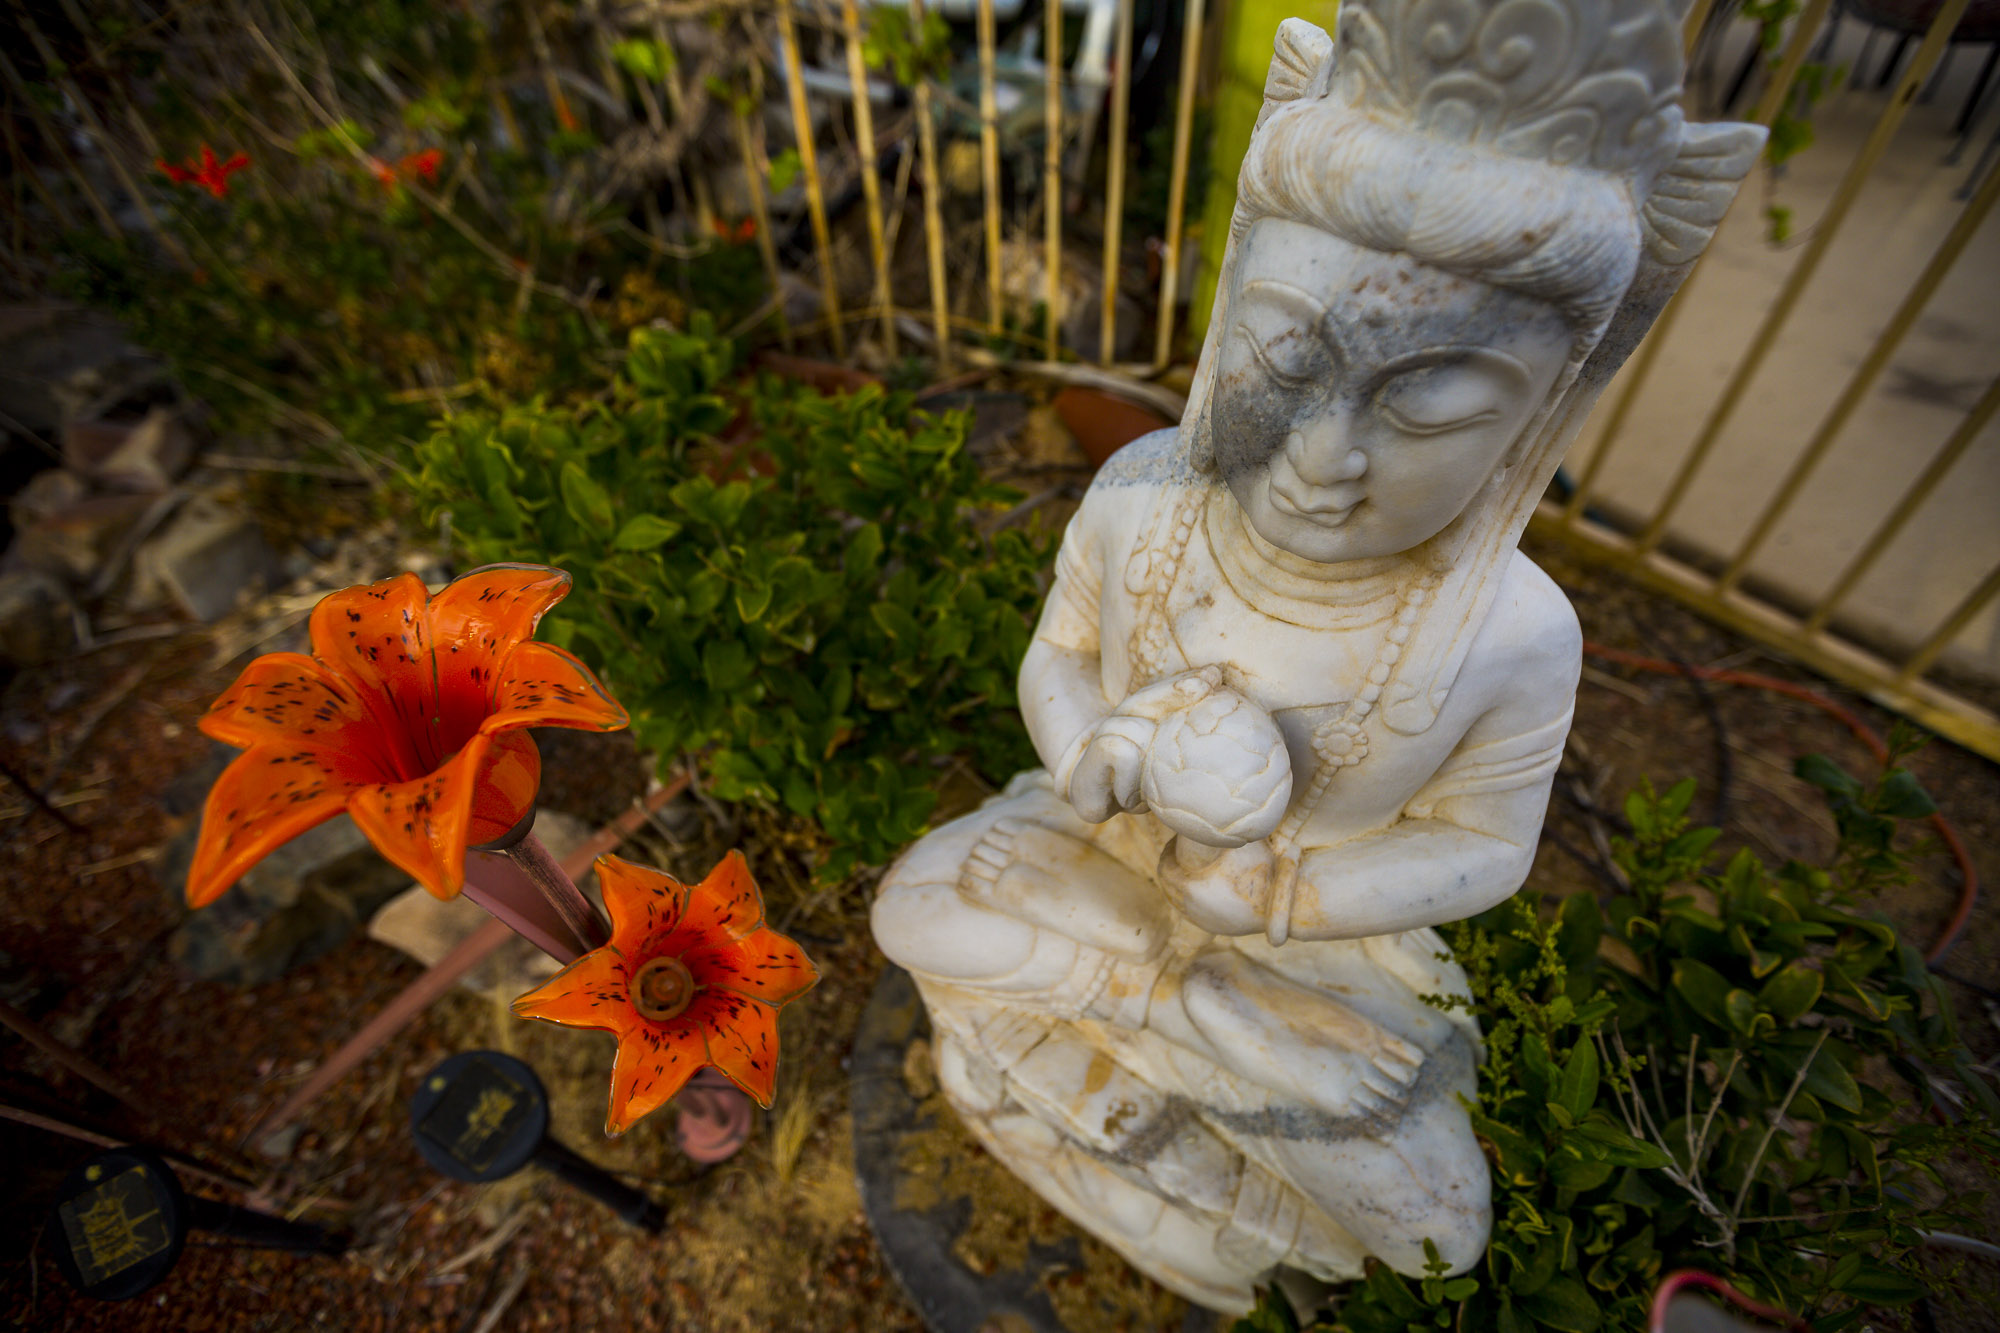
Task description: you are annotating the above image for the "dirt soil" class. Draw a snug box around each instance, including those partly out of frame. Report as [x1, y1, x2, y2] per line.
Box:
[1, 515, 1995, 1332]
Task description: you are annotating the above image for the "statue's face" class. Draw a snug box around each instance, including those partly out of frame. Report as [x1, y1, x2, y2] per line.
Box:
[1211, 219, 1573, 564]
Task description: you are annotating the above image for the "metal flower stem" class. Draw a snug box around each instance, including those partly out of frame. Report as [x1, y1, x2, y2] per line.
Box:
[507, 832, 611, 953]
[463, 815, 612, 964]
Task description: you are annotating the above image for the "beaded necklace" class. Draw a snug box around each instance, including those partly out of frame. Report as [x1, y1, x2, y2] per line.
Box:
[1121, 481, 1440, 946]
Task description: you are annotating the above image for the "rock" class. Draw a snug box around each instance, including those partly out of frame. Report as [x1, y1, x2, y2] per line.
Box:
[63, 408, 192, 493]
[9, 467, 88, 526]
[131, 491, 278, 621]
[367, 810, 599, 1000]
[162, 812, 415, 986]
[0, 569, 77, 667]
[8, 488, 166, 584]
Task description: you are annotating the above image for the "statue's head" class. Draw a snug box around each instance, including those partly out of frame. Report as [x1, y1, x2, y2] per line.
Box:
[1199, 0, 1713, 563]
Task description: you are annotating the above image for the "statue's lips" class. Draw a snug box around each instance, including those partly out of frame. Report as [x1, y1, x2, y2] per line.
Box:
[1268, 476, 1362, 526]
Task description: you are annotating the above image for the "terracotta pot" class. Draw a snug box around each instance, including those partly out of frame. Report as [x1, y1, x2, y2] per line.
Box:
[1053, 386, 1174, 469]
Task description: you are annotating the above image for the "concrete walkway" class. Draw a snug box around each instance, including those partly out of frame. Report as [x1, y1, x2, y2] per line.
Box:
[1563, 15, 2000, 684]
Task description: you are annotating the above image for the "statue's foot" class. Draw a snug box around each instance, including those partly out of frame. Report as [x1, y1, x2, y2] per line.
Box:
[959, 816, 1169, 962]
[1176, 949, 1426, 1120]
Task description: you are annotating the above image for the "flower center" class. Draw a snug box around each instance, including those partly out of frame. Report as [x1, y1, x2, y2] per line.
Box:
[631, 956, 696, 1021]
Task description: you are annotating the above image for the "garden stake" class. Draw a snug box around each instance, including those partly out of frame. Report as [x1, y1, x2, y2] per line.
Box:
[410, 1051, 665, 1233]
[49, 1146, 344, 1301]
[245, 778, 687, 1150]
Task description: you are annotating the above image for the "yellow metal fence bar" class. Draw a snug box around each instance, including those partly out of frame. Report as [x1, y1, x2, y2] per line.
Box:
[1099, 0, 1135, 365]
[977, 0, 1004, 334]
[1636, 0, 1970, 553]
[1717, 161, 2000, 593]
[1044, 0, 1064, 357]
[1683, 0, 1719, 55]
[841, 0, 898, 353]
[1530, 504, 2000, 759]
[732, 99, 794, 350]
[1806, 376, 2000, 633]
[1153, 0, 1205, 368]
[1562, 0, 1832, 523]
[911, 0, 954, 371]
[1897, 560, 2000, 684]
[777, 0, 846, 355]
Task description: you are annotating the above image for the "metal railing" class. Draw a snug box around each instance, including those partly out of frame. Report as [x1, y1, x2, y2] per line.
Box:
[1536, 0, 2000, 760]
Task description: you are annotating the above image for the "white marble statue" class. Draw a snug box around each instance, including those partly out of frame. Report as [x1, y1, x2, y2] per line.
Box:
[872, 0, 1763, 1312]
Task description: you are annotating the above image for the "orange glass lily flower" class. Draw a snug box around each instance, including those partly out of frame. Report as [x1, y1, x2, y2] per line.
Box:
[189, 565, 628, 908]
[511, 852, 819, 1134]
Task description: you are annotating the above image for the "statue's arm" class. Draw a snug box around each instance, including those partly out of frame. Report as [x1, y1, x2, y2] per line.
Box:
[1017, 493, 1162, 822]
[1283, 584, 1582, 942]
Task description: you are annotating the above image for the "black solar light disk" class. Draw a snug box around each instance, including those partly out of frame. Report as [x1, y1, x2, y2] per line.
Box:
[50, 1146, 342, 1300]
[410, 1050, 665, 1232]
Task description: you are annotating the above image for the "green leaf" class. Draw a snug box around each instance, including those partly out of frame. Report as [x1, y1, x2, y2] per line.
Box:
[1758, 961, 1823, 1021]
[1795, 753, 1862, 798]
[1558, 1040, 1600, 1121]
[560, 461, 616, 531]
[768, 146, 802, 193]
[1875, 769, 1937, 819]
[612, 514, 682, 550]
[1519, 1276, 1601, 1333]
[610, 37, 671, 82]
[1835, 1261, 1926, 1305]
[1671, 958, 1733, 1028]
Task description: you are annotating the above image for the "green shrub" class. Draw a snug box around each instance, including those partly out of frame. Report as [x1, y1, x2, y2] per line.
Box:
[1240, 736, 1996, 1332]
[405, 317, 1054, 880]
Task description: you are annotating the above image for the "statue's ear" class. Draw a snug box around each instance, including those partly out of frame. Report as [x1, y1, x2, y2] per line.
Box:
[1642, 120, 1767, 266]
[1257, 19, 1334, 128]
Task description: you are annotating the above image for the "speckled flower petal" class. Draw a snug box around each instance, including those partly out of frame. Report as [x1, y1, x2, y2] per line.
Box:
[429, 566, 574, 745]
[187, 745, 374, 907]
[466, 730, 540, 846]
[481, 642, 630, 736]
[347, 732, 491, 898]
[306, 573, 439, 777]
[692, 990, 780, 1108]
[511, 947, 636, 1034]
[596, 855, 689, 958]
[677, 849, 765, 944]
[199, 653, 385, 771]
[684, 926, 820, 1005]
[606, 1021, 707, 1136]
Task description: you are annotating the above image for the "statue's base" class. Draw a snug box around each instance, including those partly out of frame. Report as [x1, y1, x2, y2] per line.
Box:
[851, 965, 1221, 1333]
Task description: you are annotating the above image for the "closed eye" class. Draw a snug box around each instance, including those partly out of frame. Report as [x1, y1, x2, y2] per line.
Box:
[1378, 402, 1501, 435]
[1240, 323, 1326, 390]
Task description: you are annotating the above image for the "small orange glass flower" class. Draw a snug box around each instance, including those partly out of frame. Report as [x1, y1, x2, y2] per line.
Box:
[511, 852, 819, 1134]
[189, 564, 628, 907]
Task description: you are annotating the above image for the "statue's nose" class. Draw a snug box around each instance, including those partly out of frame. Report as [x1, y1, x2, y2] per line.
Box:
[1286, 420, 1368, 487]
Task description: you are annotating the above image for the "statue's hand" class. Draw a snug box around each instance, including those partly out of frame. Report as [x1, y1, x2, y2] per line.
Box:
[1157, 836, 1276, 936]
[1066, 715, 1156, 824]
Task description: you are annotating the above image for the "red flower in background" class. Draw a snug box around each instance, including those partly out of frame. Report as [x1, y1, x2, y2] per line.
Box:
[402, 148, 444, 183]
[512, 852, 818, 1133]
[189, 565, 628, 907]
[157, 145, 251, 199]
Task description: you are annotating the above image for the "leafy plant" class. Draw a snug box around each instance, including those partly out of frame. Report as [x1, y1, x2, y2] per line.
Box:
[405, 317, 1054, 881]
[1238, 740, 1996, 1332]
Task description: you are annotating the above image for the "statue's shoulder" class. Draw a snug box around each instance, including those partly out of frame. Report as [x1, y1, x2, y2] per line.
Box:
[1474, 550, 1583, 678]
[1067, 427, 1192, 548]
